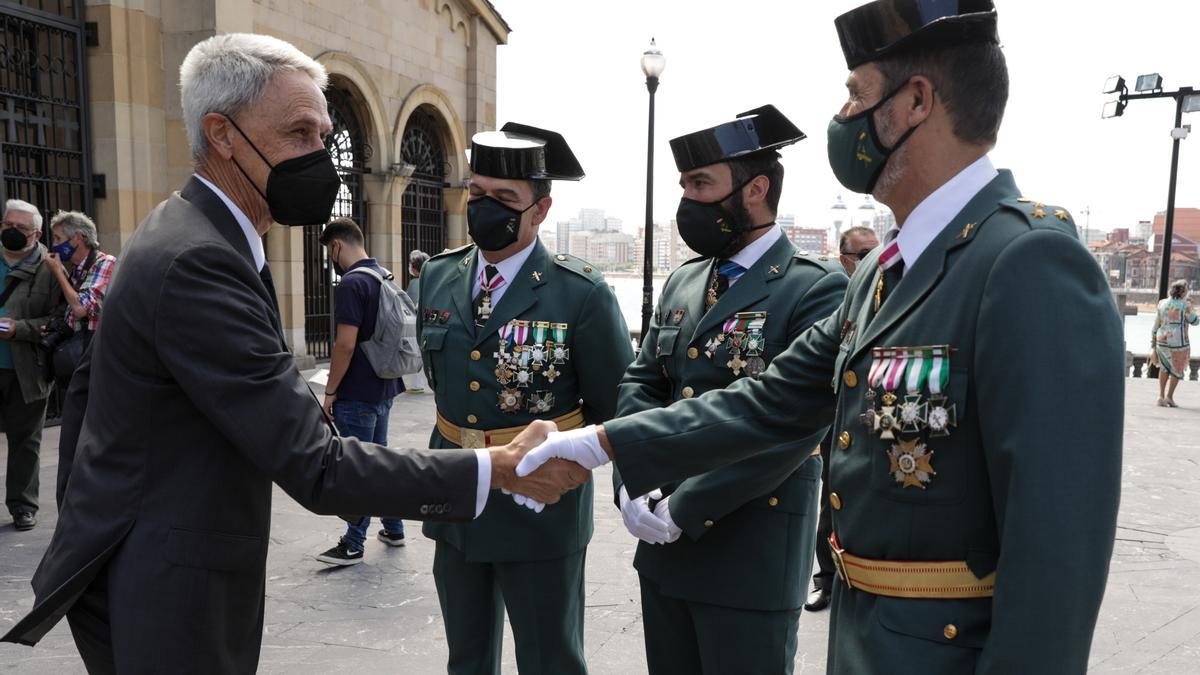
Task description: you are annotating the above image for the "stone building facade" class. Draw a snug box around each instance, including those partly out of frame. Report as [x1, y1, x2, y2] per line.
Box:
[0, 0, 508, 363]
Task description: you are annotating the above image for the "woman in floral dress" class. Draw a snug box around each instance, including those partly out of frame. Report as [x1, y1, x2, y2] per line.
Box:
[1153, 279, 1200, 406]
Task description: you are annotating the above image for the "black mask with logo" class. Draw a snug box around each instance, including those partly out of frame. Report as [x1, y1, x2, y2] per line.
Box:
[225, 116, 342, 226]
[1, 227, 30, 252]
[675, 177, 773, 259]
[467, 196, 536, 252]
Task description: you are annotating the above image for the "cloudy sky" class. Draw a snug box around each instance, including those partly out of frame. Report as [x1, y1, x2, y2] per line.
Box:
[491, 0, 1200, 235]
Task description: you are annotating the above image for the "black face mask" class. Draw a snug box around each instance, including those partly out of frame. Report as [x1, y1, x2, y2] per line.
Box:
[1, 227, 30, 252]
[226, 116, 342, 226]
[329, 244, 346, 277]
[675, 178, 772, 258]
[467, 196, 536, 252]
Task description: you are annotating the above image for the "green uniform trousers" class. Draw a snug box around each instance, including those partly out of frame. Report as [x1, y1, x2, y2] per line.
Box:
[640, 574, 800, 675]
[433, 542, 587, 675]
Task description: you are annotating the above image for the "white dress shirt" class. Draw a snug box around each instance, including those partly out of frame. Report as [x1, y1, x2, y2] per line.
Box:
[192, 174, 266, 272]
[725, 225, 784, 286]
[195, 177, 495, 516]
[891, 155, 998, 275]
[472, 239, 538, 305]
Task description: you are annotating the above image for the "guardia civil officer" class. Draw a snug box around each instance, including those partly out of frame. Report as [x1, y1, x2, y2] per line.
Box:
[518, 2, 1124, 673]
[416, 123, 634, 674]
[613, 106, 846, 674]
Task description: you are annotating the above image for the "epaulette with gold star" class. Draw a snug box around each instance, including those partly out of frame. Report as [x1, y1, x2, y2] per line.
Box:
[1001, 196, 1077, 237]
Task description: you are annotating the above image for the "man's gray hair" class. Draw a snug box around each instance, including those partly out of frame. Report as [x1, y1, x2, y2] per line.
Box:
[4, 198, 43, 231]
[50, 210, 99, 248]
[180, 33, 328, 162]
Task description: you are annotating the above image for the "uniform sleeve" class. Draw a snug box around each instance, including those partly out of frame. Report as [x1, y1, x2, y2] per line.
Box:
[668, 270, 847, 537]
[973, 229, 1123, 674]
[608, 271, 849, 499]
[155, 245, 479, 520]
[575, 281, 635, 425]
[611, 292, 671, 501]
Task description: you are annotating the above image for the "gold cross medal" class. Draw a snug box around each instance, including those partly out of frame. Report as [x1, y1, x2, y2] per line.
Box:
[544, 364, 560, 383]
[888, 437, 936, 489]
[497, 388, 523, 413]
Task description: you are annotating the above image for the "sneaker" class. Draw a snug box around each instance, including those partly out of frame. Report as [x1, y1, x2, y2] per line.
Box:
[314, 540, 363, 566]
[1158, 399, 1169, 407]
[377, 530, 406, 547]
[13, 512, 35, 531]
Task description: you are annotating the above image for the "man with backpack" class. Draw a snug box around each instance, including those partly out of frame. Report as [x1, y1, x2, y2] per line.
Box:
[314, 217, 411, 564]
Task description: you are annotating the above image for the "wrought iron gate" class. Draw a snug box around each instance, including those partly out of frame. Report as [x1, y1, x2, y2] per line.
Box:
[400, 108, 446, 286]
[1, 0, 90, 421]
[303, 86, 368, 360]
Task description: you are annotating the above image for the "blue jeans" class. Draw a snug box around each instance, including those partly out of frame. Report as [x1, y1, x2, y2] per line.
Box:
[334, 398, 404, 549]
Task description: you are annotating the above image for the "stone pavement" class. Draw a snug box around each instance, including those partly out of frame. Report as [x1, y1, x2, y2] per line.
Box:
[0, 377, 1198, 673]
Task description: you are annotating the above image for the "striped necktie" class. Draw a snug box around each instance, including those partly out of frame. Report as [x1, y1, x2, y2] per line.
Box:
[707, 260, 747, 308]
[474, 264, 504, 331]
[874, 230, 904, 312]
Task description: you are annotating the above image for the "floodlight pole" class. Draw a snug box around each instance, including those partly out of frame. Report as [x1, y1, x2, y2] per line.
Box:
[1119, 86, 1194, 300]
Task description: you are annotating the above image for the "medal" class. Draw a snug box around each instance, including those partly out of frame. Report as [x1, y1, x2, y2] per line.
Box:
[528, 390, 555, 414]
[860, 388, 878, 430]
[550, 323, 570, 364]
[887, 437, 936, 489]
[727, 353, 747, 375]
[744, 356, 766, 379]
[544, 364, 560, 383]
[530, 322, 550, 370]
[924, 347, 956, 437]
[869, 349, 908, 440]
[497, 388, 523, 413]
[514, 350, 533, 388]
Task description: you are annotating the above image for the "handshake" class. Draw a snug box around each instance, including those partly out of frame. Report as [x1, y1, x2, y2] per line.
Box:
[486, 422, 682, 544]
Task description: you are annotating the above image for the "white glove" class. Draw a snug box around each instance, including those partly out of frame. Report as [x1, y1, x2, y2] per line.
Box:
[618, 486, 674, 545]
[653, 495, 682, 543]
[501, 487, 544, 513]
[515, 425, 610, 477]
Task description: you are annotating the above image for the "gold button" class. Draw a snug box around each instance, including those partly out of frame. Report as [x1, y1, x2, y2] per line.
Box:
[843, 371, 858, 388]
[583, 266, 592, 273]
[687, 347, 699, 359]
[838, 431, 851, 449]
[682, 386, 695, 398]
[943, 624, 958, 640]
[830, 493, 842, 510]
[703, 519, 714, 528]
[467, 414, 478, 424]
[470, 350, 481, 361]
[469, 381, 481, 391]
[768, 497, 779, 507]
[556, 254, 566, 261]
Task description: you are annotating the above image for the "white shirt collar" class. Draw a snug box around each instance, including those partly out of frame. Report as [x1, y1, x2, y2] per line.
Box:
[192, 173, 266, 272]
[727, 225, 784, 276]
[891, 155, 998, 274]
[473, 239, 538, 305]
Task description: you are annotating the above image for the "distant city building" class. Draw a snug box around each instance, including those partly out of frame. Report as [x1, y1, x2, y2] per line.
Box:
[633, 222, 696, 273]
[872, 209, 896, 239]
[777, 214, 796, 228]
[782, 225, 828, 254]
[539, 229, 558, 252]
[1149, 208, 1200, 252]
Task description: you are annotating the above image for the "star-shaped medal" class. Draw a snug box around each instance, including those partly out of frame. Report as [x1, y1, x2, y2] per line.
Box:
[528, 391, 555, 414]
[926, 395, 958, 438]
[897, 394, 928, 434]
[887, 438, 936, 489]
[544, 364, 560, 383]
[515, 368, 532, 388]
[497, 388, 523, 413]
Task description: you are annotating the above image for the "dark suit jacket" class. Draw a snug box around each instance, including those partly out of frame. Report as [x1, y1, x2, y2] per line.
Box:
[2, 178, 479, 673]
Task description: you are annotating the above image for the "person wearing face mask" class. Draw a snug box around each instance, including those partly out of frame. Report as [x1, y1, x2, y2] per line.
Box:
[517, 2, 1124, 673]
[41, 210, 117, 399]
[610, 105, 847, 674]
[2, 35, 586, 672]
[0, 199, 63, 533]
[836, 226, 879, 278]
[415, 123, 633, 675]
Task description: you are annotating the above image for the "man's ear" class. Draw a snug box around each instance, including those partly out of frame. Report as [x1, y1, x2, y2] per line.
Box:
[203, 112, 236, 161]
[903, 75, 936, 127]
[743, 175, 770, 208]
[530, 196, 553, 227]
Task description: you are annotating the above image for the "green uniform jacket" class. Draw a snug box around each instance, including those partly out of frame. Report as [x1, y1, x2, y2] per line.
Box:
[604, 171, 1123, 674]
[613, 233, 847, 611]
[418, 240, 634, 562]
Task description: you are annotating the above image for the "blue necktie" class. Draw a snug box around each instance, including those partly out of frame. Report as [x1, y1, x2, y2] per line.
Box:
[709, 260, 747, 307]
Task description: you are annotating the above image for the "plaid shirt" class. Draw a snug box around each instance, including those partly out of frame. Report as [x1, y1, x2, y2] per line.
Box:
[66, 250, 117, 332]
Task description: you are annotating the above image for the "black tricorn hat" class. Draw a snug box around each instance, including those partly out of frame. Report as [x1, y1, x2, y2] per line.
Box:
[835, 0, 999, 70]
[468, 122, 584, 181]
[669, 105, 806, 173]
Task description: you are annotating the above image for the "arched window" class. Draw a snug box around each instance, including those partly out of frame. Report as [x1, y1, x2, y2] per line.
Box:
[400, 108, 447, 285]
[302, 85, 370, 360]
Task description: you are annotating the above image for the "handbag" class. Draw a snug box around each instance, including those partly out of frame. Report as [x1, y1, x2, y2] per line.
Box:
[51, 329, 90, 382]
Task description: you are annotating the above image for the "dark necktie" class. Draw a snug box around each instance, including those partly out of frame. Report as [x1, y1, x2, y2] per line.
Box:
[474, 264, 502, 332]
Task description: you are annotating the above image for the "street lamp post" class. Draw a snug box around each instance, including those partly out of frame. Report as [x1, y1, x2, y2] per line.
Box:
[639, 39, 665, 345]
[1102, 74, 1199, 300]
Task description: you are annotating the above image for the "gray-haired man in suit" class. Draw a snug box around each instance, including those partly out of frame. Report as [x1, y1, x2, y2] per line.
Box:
[0, 33, 585, 674]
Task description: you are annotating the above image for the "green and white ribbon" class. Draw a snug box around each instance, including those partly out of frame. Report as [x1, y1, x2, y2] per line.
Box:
[926, 345, 950, 395]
